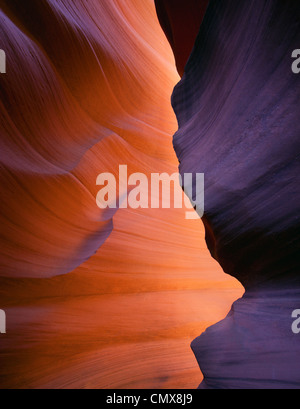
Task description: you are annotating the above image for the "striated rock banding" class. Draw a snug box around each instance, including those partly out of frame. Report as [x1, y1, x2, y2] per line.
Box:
[157, 0, 300, 388]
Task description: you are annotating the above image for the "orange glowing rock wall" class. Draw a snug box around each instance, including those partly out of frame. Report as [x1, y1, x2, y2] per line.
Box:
[0, 0, 242, 388]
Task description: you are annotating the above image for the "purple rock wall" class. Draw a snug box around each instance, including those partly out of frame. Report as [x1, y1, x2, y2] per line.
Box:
[170, 0, 300, 388]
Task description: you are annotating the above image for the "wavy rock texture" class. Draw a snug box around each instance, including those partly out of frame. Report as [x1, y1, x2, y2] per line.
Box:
[163, 0, 300, 389]
[0, 0, 242, 389]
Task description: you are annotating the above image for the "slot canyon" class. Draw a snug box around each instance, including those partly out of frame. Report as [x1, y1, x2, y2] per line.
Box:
[0, 0, 299, 389]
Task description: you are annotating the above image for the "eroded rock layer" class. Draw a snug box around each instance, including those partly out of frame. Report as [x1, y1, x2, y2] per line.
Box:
[0, 0, 242, 389]
[167, 0, 300, 389]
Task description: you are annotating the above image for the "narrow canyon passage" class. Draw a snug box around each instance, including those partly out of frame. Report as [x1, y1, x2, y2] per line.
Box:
[0, 0, 242, 389]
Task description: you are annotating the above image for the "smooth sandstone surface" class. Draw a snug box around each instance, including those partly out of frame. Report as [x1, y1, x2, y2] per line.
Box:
[0, 0, 242, 389]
